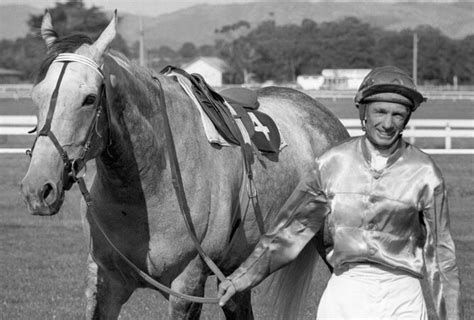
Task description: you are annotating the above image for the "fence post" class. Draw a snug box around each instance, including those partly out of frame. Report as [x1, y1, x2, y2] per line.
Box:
[445, 122, 451, 149]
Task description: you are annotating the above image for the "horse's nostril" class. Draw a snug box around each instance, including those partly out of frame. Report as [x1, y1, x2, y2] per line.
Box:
[41, 183, 55, 205]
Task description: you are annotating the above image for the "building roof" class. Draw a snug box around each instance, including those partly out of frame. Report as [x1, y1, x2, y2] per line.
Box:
[182, 56, 230, 72]
[0, 68, 23, 76]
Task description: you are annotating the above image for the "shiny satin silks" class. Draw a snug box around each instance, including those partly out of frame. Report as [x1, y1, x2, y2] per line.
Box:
[228, 136, 460, 320]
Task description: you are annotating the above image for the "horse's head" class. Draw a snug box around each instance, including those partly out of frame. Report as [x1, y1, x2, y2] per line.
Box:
[21, 10, 117, 215]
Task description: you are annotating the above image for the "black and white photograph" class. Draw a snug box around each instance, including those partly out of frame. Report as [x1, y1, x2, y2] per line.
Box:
[1, 0, 472, 319]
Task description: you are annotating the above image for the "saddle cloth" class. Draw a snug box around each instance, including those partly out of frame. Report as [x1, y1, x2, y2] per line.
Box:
[160, 66, 286, 156]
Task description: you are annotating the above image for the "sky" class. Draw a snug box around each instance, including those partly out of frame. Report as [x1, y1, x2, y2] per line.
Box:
[0, 0, 465, 16]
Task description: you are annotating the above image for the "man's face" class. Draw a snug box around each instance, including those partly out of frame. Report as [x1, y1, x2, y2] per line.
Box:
[364, 102, 411, 150]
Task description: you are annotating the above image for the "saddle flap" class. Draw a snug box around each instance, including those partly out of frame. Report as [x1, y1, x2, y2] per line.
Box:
[219, 87, 260, 110]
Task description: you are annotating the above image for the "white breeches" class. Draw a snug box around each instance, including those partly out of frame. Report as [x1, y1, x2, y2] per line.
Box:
[317, 263, 428, 320]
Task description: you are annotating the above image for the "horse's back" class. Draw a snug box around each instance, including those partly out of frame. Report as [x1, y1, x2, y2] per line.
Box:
[256, 86, 348, 170]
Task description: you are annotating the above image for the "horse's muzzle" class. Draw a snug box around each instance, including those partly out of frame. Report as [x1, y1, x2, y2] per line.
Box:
[20, 180, 65, 216]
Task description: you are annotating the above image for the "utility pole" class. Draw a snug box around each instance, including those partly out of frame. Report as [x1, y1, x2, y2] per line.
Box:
[139, 17, 146, 67]
[412, 32, 418, 86]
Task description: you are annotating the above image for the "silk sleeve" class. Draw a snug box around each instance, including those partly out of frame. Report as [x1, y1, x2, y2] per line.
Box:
[423, 181, 461, 320]
[228, 168, 330, 291]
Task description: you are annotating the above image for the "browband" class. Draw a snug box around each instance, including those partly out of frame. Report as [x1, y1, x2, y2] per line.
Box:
[54, 53, 104, 78]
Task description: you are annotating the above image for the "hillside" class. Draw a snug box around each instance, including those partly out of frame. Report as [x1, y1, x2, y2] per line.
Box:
[1, 2, 473, 49]
[118, 2, 474, 49]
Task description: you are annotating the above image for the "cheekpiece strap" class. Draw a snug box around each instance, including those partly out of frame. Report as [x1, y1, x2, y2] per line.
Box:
[54, 53, 104, 79]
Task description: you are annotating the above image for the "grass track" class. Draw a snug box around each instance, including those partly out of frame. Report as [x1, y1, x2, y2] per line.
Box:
[1, 154, 473, 319]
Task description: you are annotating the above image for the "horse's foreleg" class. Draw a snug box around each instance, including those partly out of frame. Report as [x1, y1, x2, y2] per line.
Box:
[168, 256, 208, 319]
[85, 254, 135, 320]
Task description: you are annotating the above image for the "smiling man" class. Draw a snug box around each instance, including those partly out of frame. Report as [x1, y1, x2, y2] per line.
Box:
[218, 66, 461, 320]
[356, 66, 422, 156]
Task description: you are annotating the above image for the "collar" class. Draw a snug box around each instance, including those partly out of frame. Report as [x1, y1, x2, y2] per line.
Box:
[361, 135, 405, 170]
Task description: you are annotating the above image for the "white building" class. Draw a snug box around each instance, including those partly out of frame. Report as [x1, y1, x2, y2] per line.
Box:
[182, 57, 230, 87]
[321, 69, 371, 90]
[296, 75, 325, 90]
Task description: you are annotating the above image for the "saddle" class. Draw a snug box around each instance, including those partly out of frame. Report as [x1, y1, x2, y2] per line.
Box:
[160, 66, 282, 158]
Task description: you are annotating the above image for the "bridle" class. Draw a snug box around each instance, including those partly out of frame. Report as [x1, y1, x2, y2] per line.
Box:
[27, 52, 236, 308]
[27, 53, 108, 191]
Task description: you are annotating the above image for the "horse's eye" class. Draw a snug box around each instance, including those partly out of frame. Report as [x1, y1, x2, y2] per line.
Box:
[82, 95, 97, 106]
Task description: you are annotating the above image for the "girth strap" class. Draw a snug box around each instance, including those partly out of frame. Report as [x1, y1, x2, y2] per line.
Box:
[166, 69, 266, 237]
[152, 76, 228, 282]
[225, 102, 266, 235]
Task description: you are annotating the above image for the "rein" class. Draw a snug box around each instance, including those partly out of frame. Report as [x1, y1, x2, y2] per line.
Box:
[76, 179, 222, 304]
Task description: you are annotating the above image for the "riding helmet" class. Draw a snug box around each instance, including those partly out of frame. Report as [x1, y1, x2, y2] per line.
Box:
[354, 66, 426, 112]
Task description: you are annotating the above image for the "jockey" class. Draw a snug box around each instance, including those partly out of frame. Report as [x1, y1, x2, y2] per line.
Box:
[218, 66, 461, 319]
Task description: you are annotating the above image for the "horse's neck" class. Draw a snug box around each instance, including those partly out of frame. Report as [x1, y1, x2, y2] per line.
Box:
[96, 71, 203, 200]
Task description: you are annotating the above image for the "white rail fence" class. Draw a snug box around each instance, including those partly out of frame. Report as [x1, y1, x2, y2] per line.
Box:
[341, 119, 474, 155]
[1, 116, 473, 155]
[1, 84, 474, 101]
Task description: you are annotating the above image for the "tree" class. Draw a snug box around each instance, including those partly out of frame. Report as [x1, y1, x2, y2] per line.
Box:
[414, 26, 456, 84]
[316, 17, 377, 69]
[249, 22, 309, 82]
[454, 35, 474, 84]
[234, 16, 474, 84]
[215, 20, 251, 35]
[178, 42, 198, 59]
[0, 35, 44, 80]
[231, 17, 380, 83]
[198, 44, 216, 57]
[28, 0, 130, 56]
[374, 29, 413, 73]
[0, 0, 131, 81]
[215, 20, 255, 83]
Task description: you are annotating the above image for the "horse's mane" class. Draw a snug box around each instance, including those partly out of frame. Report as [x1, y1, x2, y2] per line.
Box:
[35, 29, 93, 84]
[105, 50, 165, 116]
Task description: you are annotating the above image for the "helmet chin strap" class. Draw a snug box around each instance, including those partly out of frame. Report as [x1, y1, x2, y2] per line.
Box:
[403, 112, 412, 130]
[358, 103, 367, 131]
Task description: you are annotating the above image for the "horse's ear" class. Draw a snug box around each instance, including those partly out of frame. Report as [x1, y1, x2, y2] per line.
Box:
[93, 10, 117, 56]
[41, 9, 57, 50]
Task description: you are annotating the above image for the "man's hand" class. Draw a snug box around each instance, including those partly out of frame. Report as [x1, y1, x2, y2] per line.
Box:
[218, 278, 237, 307]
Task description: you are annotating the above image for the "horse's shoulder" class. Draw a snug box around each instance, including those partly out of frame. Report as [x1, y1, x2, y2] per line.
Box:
[318, 136, 358, 161]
